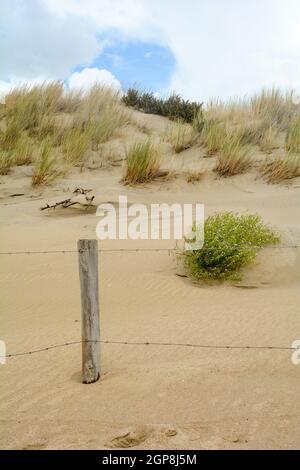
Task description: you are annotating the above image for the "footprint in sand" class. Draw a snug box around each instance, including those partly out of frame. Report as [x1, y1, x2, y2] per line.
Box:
[106, 426, 152, 449]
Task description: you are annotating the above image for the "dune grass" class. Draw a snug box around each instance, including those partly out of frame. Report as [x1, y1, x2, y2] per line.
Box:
[165, 121, 196, 153]
[123, 139, 162, 184]
[4, 82, 64, 135]
[259, 126, 278, 154]
[31, 139, 59, 186]
[62, 127, 91, 168]
[182, 212, 280, 281]
[285, 117, 300, 153]
[200, 119, 227, 155]
[185, 169, 205, 183]
[0, 151, 14, 175]
[14, 136, 35, 165]
[260, 153, 300, 183]
[214, 129, 252, 177]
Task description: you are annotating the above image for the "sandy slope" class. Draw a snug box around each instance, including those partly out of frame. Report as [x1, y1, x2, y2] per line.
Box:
[0, 112, 300, 449]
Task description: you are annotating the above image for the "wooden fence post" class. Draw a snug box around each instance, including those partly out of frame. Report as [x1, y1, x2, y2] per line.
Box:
[78, 239, 100, 384]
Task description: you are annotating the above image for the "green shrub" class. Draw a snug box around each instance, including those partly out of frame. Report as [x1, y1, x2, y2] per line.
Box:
[182, 212, 280, 281]
[123, 139, 162, 184]
[122, 88, 202, 123]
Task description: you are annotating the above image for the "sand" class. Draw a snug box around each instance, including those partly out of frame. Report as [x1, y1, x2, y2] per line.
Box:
[0, 111, 300, 449]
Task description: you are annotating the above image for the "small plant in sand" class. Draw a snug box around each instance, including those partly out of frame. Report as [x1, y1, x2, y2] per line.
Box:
[214, 130, 252, 176]
[260, 154, 300, 184]
[62, 127, 91, 167]
[32, 139, 59, 186]
[200, 119, 227, 155]
[0, 151, 14, 175]
[182, 212, 280, 281]
[285, 117, 300, 153]
[165, 121, 196, 153]
[123, 139, 162, 184]
[185, 169, 205, 183]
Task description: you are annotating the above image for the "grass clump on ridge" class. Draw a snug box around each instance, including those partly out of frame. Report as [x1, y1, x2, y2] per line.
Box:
[123, 139, 162, 185]
[0, 151, 14, 175]
[165, 121, 196, 153]
[31, 139, 60, 186]
[62, 127, 91, 168]
[182, 212, 280, 282]
[122, 87, 202, 123]
[285, 117, 300, 153]
[260, 154, 300, 184]
[214, 129, 252, 177]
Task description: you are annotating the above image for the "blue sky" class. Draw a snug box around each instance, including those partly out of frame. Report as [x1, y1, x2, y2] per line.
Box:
[1, 0, 300, 101]
[82, 40, 175, 93]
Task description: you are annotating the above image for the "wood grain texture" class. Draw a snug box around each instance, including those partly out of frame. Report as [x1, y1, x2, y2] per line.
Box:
[78, 239, 100, 384]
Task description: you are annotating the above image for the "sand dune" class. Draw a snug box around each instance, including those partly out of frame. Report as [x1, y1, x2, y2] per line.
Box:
[0, 112, 300, 449]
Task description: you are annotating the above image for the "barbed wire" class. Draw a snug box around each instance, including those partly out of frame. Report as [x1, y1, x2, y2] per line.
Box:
[0, 339, 298, 359]
[0, 244, 299, 255]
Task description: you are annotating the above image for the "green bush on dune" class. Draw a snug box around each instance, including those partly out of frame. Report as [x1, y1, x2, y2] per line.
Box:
[122, 87, 203, 123]
[182, 212, 280, 281]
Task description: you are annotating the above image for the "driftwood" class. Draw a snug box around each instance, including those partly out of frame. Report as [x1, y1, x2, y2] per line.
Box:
[40, 188, 95, 211]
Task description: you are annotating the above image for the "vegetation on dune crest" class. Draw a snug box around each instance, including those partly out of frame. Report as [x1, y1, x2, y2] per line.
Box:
[182, 212, 280, 281]
[1, 81, 300, 186]
[123, 139, 162, 185]
[122, 87, 202, 123]
[0, 82, 131, 183]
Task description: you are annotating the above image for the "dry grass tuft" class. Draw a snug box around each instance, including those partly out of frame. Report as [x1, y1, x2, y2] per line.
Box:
[62, 127, 91, 168]
[260, 153, 300, 183]
[0, 151, 14, 175]
[123, 139, 162, 185]
[31, 139, 60, 186]
[200, 119, 227, 155]
[185, 169, 205, 183]
[285, 117, 300, 153]
[14, 136, 35, 165]
[165, 121, 196, 153]
[214, 129, 252, 177]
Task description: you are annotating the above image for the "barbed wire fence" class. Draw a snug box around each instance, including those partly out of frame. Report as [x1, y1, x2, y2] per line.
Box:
[1, 242, 299, 377]
[1, 244, 300, 255]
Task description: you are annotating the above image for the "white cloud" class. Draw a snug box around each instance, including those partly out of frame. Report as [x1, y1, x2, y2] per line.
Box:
[1, 0, 103, 82]
[3, 0, 300, 101]
[68, 68, 122, 92]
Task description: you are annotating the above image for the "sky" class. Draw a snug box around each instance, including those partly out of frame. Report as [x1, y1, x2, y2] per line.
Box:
[1, 0, 300, 102]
